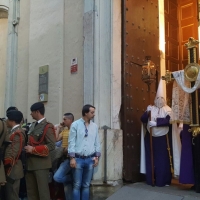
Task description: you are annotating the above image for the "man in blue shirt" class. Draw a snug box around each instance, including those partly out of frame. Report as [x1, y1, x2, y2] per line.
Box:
[68, 104, 101, 200]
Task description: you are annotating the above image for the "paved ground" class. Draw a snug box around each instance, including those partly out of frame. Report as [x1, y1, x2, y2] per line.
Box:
[20, 180, 200, 200]
[106, 182, 200, 200]
[90, 182, 122, 200]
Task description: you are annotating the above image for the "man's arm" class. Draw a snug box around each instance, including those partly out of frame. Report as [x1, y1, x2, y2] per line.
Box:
[4, 135, 18, 169]
[157, 115, 170, 127]
[56, 132, 63, 142]
[68, 123, 77, 157]
[68, 123, 77, 168]
[141, 111, 149, 123]
[25, 124, 56, 156]
[43, 124, 56, 151]
[4, 131, 24, 175]
[55, 125, 63, 141]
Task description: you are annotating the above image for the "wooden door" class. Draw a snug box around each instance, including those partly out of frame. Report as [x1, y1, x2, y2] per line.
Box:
[165, 0, 198, 104]
[165, 0, 180, 72]
[122, 0, 160, 182]
[165, 0, 179, 104]
[179, 0, 198, 68]
[165, 0, 198, 71]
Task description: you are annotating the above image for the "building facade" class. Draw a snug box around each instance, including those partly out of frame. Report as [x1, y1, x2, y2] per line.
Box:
[0, 0, 199, 182]
[0, 0, 122, 182]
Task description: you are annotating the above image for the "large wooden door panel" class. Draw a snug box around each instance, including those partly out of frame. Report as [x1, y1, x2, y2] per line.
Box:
[122, 0, 159, 182]
[165, 0, 198, 103]
[165, 0, 179, 102]
[179, 0, 198, 68]
[165, 0, 179, 72]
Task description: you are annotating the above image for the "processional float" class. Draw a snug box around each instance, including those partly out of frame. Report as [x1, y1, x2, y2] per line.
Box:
[162, 37, 200, 193]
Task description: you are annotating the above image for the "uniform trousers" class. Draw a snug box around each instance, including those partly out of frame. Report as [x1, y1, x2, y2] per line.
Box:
[5, 179, 20, 200]
[25, 169, 50, 200]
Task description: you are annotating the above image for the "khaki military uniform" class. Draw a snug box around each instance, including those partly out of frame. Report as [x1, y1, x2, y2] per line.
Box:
[4, 125, 25, 200]
[25, 118, 55, 200]
[0, 120, 7, 183]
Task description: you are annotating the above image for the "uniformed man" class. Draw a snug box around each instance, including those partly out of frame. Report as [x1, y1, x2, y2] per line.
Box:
[4, 110, 25, 200]
[24, 102, 56, 200]
[0, 119, 7, 185]
[5, 106, 19, 134]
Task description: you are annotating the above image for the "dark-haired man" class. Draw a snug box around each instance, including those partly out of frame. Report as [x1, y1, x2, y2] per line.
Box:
[68, 104, 101, 200]
[5, 107, 19, 132]
[24, 102, 55, 200]
[53, 113, 74, 200]
[4, 110, 25, 200]
[6, 106, 18, 114]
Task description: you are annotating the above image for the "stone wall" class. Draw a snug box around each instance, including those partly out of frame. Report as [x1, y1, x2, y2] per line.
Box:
[93, 129, 123, 182]
[16, 0, 84, 123]
[0, 18, 8, 116]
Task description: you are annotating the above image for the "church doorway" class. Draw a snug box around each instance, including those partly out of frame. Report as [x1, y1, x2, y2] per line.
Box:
[122, 0, 199, 182]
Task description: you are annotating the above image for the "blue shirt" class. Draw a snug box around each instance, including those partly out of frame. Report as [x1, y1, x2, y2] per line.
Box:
[68, 118, 101, 157]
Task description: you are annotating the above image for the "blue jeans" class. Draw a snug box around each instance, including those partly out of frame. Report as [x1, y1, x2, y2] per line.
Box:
[54, 159, 72, 183]
[64, 183, 73, 200]
[54, 159, 72, 200]
[72, 157, 94, 200]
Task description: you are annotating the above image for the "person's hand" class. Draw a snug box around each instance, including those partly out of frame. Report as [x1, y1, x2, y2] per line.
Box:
[147, 105, 152, 112]
[149, 121, 157, 127]
[59, 122, 65, 128]
[70, 158, 76, 168]
[93, 157, 99, 167]
[54, 125, 58, 131]
[24, 145, 34, 153]
[0, 181, 6, 186]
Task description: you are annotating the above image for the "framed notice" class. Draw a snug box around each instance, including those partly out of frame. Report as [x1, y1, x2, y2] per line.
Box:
[39, 65, 49, 102]
[71, 58, 78, 74]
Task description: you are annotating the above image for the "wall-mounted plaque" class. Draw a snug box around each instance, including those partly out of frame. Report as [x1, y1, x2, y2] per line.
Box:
[39, 65, 49, 102]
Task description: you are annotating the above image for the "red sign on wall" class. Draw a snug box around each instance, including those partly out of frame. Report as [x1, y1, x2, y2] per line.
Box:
[71, 58, 78, 74]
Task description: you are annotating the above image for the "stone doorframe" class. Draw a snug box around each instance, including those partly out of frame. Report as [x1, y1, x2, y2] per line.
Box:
[83, 0, 123, 182]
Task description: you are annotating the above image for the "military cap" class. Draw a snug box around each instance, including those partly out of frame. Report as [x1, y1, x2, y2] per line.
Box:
[6, 110, 23, 122]
[30, 102, 44, 111]
[6, 106, 18, 114]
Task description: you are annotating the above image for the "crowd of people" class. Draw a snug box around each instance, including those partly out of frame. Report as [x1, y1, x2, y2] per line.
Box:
[0, 102, 101, 200]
